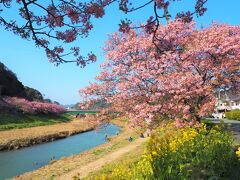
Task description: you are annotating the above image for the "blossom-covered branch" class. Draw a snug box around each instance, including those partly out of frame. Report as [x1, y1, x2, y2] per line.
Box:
[0, 0, 207, 66]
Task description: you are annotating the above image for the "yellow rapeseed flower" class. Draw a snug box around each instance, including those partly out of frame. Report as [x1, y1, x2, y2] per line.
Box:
[236, 147, 240, 158]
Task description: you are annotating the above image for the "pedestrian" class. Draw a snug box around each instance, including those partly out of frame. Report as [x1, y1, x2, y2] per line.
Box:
[128, 136, 133, 142]
[75, 113, 79, 118]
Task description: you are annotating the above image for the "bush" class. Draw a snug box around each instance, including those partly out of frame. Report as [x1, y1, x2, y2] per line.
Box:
[103, 123, 240, 179]
[225, 109, 240, 121]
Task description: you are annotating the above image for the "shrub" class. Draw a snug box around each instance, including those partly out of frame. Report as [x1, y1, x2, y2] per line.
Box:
[225, 109, 240, 121]
[103, 123, 240, 179]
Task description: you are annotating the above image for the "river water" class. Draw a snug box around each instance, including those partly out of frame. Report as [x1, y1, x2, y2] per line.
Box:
[0, 124, 120, 180]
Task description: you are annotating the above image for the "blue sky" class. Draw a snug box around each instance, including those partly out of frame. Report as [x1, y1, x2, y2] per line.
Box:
[0, 0, 239, 105]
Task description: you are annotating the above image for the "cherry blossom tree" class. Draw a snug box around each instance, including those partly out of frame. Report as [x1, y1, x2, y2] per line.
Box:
[0, 0, 207, 66]
[80, 20, 240, 128]
[3, 96, 66, 114]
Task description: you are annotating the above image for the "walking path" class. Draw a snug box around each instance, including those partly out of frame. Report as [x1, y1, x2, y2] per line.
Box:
[59, 137, 146, 179]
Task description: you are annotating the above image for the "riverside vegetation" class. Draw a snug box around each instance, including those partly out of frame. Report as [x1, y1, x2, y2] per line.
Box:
[92, 122, 240, 179]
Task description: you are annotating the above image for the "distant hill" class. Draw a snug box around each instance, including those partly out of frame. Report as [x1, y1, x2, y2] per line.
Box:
[0, 62, 43, 101]
[0, 62, 26, 98]
[24, 86, 43, 101]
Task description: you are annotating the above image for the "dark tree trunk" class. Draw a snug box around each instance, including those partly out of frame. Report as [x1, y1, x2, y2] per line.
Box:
[195, 115, 201, 123]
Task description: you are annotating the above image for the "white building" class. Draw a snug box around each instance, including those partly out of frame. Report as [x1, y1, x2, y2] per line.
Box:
[213, 90, 240, 119]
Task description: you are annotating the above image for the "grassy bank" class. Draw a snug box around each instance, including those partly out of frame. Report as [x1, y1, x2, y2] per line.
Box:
[0, 112, 72, 130]
[0, 117, 93, 151]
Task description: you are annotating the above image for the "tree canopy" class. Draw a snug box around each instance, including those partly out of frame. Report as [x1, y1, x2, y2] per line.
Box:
[80, 20, 240, 128]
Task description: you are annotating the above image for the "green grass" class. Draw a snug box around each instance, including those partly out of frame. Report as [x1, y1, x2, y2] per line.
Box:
[0, 112, 72, 130]
[225, 109, 240, 121]
[66, 111, 97, 115]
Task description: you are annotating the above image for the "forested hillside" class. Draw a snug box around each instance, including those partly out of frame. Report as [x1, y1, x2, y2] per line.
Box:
[0, 62, 43, 101]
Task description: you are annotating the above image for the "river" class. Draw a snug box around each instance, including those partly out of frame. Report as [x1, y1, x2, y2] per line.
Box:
[0, 124, 120, 180]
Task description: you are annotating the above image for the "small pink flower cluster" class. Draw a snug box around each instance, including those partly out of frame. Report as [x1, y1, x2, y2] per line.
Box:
[3, 97, 66, 115]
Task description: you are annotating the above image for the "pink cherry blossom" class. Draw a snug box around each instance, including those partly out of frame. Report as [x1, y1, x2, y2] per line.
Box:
[3, 97, 66, 115]
[80, 20, 240, 129]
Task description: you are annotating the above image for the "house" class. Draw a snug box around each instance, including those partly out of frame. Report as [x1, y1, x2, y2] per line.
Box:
[213, 90, 240, 119]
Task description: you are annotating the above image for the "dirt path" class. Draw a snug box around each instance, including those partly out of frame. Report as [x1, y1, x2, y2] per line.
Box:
[59, 137, 146, 179]
[0, 118, 93, 150]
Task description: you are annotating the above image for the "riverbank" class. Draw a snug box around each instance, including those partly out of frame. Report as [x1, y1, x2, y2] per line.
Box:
[14, 118, 147, 180]
[0, 117, 95, 151]
[0, 112, 72, 130]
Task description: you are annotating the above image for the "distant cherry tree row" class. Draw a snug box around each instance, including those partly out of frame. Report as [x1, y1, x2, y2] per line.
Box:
[3, 96, 66, 114]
